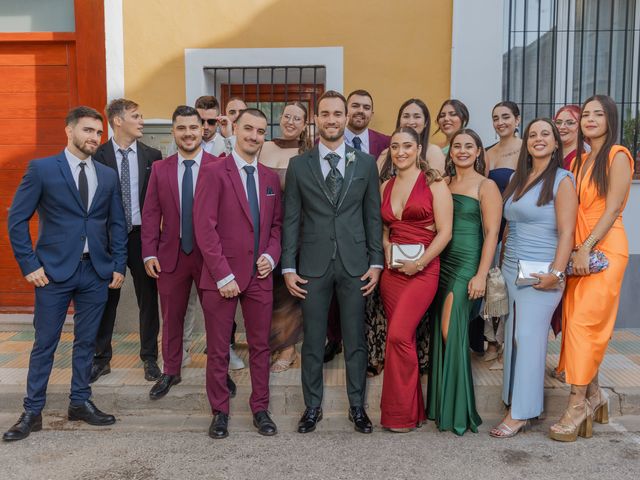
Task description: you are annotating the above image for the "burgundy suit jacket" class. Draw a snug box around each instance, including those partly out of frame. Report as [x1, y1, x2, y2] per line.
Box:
[193, 155, 282, 292]
[141, 151, 220, 274]
[368, 128, 390, 158]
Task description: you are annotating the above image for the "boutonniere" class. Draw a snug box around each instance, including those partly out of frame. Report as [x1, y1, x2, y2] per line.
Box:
[346, 151, 356, 166]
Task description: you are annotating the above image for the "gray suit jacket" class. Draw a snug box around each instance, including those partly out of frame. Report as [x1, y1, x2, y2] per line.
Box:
[281, 145, 383, 277]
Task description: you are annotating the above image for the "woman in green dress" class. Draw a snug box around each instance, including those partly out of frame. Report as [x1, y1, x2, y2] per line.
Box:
[426, 129, 502, 435]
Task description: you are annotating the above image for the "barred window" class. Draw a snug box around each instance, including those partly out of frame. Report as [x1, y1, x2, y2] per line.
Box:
[503, 0, 640, 177]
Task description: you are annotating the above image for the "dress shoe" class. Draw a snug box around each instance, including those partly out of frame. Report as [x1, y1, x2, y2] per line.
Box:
[323, 341, 342, 363]
[227, 374, 237, 398]
[68, 400, 116, 426]
[149, 374, 181, 400]
[209, 412, 229, 439]
[297, 407, 323, 433]
[229, 346, 245, 370]
[143, 360, 162, 381]
[349, 406, 373, 434]
[3, 412, 42, 441]
[253, 410, 277, 436]
[89, 362, 111, 384]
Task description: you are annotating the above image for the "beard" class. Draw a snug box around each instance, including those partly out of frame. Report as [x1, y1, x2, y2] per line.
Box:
[349, 114, 368, 130]
[318, 123, 345, 142]
[73, 138, 98, 156]
[177, 137, 200, 153]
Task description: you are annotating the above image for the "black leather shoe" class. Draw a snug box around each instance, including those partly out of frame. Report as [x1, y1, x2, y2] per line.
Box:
[89, 362, 111, 384]
[323, 341, 342, 363]
[253, 410, 277, 436]
[143, 360, 161, 381]
[149, 374, 181, 400]
[68, 400, 116, 426]
[348, 406, 372, 434]
[3, 412, 42, 441]
[297, 407, 323, 433]
[227, 374, 237, 398]
[209, 412, 229, 439]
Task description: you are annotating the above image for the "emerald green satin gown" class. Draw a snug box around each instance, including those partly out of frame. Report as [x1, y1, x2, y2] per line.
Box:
[426, 194, 483, 435]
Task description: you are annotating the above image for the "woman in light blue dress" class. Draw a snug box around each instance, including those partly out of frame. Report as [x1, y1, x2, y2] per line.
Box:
[490, 118, 577, 438]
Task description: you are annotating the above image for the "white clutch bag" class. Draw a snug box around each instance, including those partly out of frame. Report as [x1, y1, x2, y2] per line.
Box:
[390, 243, 425, 269]
[515, 260, 551, 286]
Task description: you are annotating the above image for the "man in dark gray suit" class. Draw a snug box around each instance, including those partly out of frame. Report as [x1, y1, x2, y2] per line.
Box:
[282, 91, 383, 434]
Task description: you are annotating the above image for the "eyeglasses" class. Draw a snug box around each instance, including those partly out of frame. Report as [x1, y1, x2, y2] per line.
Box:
[282, 114, 304, 124]
[201, 119, 217, 126]
[554, 119, 577, 127]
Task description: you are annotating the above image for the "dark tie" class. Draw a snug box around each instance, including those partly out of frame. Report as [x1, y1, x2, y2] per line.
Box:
[119, 148, 133, 232]
[78, 162, 89, 211]
[181, 160, 195, 254]
[243, 165, 260, 274]
[324, 152, 343, 205]
[352, 136, 362, 151]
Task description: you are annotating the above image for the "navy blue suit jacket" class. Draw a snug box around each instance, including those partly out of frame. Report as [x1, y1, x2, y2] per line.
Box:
[8, 151, 128, 283]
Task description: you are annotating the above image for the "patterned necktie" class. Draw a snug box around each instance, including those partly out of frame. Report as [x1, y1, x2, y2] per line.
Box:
[324, 152, 343, 205]
[119, 148, 133, 232]
[181, 160, 195, 254]
[243, 165, 260, 274]
[78, 162, 89, 211]
[352, 136, 363, 151]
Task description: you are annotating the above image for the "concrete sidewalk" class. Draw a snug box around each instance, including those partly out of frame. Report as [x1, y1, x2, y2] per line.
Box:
[1, 330, 639, 420]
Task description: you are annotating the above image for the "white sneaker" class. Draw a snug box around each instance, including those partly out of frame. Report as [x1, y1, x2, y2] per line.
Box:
[229, 346, 245, 370]
[182, 351, 192, 367]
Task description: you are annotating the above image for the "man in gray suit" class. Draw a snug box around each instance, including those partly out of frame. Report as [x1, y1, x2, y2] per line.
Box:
[282, 91, 383, 434]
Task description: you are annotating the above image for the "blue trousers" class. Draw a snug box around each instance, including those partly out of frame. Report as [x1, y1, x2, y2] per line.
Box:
[24, 259, 109, 414]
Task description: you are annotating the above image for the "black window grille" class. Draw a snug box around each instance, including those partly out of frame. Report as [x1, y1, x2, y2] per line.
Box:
[203, 66, 326, 139]
[504, 0, 640, 176]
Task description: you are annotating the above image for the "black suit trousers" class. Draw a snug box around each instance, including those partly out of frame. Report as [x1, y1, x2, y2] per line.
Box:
[93, 227, 159, 364]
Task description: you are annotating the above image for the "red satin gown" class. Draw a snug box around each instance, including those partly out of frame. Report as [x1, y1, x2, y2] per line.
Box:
[380, 174, 440, 429]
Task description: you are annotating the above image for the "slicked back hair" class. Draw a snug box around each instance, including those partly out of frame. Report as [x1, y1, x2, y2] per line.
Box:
[66, 106, 103, 126]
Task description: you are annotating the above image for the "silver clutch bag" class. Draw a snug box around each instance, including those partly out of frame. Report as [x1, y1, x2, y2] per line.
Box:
[515, 260, 551, 286]
[390, 243, 425, 269]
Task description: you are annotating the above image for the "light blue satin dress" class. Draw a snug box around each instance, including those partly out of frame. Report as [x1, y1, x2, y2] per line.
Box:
[501, 169, 574, 420]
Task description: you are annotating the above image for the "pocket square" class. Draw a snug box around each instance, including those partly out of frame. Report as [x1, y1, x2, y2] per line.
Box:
[266, 186, 275, 196]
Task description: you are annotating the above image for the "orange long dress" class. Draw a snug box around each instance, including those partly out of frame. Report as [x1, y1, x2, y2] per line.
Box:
[558, 145, 634, 385]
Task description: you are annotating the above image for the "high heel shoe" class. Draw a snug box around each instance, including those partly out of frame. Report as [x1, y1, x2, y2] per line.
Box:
[549, 401, 593, 442]
[489, 419, 529, 438]
[588, 387, 609, 424]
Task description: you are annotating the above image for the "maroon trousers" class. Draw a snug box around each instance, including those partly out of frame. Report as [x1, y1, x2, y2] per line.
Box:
[157, 250, 202, 375]
[201, 276, 272, 414]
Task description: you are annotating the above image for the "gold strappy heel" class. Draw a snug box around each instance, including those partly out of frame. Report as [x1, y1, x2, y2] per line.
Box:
[549, 401, 593, 442]
[588, 386, 609, 424]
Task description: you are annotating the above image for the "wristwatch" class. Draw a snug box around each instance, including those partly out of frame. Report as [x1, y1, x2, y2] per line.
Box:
[548, 268, 566, 286]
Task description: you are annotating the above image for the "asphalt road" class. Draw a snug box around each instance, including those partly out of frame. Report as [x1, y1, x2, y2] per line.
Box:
[1, 413, 639, 480]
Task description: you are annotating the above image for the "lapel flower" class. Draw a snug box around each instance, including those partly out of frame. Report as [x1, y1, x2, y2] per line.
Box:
[346, 151, 356, 167]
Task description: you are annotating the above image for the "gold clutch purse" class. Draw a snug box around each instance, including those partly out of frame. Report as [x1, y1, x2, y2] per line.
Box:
[390, 243, 425, 269]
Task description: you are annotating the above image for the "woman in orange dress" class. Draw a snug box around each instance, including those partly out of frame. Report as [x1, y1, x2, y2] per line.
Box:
[551, 95, 634, 442]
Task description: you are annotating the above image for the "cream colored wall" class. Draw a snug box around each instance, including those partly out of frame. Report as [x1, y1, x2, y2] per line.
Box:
[123, 0, 452, 136]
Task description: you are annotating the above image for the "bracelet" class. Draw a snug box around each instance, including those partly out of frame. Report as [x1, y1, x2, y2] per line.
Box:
[415, 260, 425, 271]
[582, 234, 598, 251]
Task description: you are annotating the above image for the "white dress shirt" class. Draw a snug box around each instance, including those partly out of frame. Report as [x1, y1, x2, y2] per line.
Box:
[202, 133, 236, 157]
[112, 139, 141, 226]
[65, 148, 98, 253]
[283, 141, 382, 274]
[344, 127, 370, 154]
[216, 150, 275, 288]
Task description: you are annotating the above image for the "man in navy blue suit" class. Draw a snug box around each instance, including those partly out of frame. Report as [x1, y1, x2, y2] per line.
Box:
[3, 106, 128, 442]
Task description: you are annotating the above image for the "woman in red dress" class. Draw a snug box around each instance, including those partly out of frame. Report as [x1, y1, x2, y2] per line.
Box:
[379, 127, 453, 432]
[553, 105, 581, 169]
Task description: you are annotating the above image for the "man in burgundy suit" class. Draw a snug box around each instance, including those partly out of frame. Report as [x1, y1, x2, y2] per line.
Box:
[141, 105, 221, 400]
[324, 89, 390, 362]
[194, 108, 282, 439]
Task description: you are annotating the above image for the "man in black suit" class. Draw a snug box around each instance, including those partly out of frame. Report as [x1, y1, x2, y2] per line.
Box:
[90, 98, 163, 382]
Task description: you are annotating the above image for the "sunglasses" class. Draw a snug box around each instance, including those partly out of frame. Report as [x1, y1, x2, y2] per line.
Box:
[201, 119, 217, 126]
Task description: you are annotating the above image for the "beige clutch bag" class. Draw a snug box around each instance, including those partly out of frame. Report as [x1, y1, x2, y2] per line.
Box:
[390, 243, 425, 269]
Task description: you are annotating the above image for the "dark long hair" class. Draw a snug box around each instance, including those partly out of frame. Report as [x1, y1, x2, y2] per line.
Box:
[436, 99, 470, 135]
[446, 128, 486, 177]
[381, 99, 432, 180]
[502, 118, 564, 206]
[574, 95, 618, 197]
